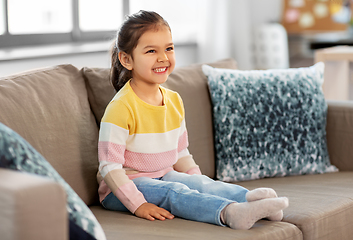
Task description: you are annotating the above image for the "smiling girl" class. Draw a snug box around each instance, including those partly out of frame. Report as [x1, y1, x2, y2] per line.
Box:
[97, 10, 288, 230]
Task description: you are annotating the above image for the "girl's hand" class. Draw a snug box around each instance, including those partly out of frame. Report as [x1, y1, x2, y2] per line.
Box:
[135, 203, 174, 221]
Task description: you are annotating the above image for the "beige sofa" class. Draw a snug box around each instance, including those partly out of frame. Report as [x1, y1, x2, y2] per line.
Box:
[0, 58, 353, 240]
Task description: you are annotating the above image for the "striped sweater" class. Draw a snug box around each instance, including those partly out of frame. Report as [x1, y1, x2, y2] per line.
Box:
[97, 81, 201, 213]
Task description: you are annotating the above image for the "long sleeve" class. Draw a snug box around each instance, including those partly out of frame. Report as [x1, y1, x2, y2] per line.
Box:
[98, 100, 147, 213]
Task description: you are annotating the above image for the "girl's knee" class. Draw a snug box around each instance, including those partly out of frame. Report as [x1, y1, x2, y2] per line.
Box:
[167, 181, 191, 192]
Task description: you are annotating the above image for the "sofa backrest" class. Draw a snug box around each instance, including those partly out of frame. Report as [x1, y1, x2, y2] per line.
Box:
[83, 58, 238, 178]
[0, 65, 100, 206]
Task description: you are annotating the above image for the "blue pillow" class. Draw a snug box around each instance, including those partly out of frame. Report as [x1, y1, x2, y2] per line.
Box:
[203, 63, 338, 182]
[0, 122, 106, 240]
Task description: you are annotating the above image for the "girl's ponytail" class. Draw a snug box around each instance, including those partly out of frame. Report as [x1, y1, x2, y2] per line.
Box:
[110, 44, 132, 92]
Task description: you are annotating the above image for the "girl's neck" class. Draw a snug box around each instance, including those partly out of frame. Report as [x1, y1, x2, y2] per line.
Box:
[130, 79, 164, 106]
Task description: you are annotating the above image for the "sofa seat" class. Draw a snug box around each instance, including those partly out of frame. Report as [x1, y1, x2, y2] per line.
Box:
[238, 172, 353, 240]
[90, 172, 353, 240]
[90, 206, 302, 240]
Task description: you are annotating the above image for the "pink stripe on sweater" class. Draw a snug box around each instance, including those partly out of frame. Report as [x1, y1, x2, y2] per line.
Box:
[98, 180, 111, 202]
[98, 141, 125, 163]
[178, 130, 189, 152]
[124, 150, 178, 172]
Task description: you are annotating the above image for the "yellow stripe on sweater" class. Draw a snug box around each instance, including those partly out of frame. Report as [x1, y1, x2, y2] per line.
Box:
[102, 82, 184, 134]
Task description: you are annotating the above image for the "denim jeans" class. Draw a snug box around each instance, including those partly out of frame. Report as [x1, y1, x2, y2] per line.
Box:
[101, 171, 249, 226]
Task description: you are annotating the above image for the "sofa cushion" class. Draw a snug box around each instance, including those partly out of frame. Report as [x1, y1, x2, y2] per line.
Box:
[82, 59, 238, 178]
[0, 122, 106, 240]
[238, 172, 353, 240]
[0, 65, 99, 205]
[82, 67, 117, 125]
[90, 205, 302, 240]
[203, 63, 338, 182]
[326, 100, 353, 171]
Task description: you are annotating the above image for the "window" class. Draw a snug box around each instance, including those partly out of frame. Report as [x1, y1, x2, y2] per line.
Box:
[79, 0, 123, 32]
[0, 0, 125, 48]
[129, 0, 202, 43]
[8, 0, 72, 34]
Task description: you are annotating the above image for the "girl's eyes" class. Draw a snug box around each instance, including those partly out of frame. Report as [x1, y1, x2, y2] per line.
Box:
[145, 47, 174, 54]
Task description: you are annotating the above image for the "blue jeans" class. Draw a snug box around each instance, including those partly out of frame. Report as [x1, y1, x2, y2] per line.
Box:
[101, 171, 249, 226]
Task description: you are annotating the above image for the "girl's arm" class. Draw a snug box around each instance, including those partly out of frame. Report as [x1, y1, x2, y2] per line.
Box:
[173, 118, 202, 175]
[98, 101, 148, 213]
[173, 152, 202, 175]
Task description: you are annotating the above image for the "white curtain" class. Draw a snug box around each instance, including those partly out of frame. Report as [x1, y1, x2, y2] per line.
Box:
[197, 0, 254, 70]
[196, 0, 283, 70]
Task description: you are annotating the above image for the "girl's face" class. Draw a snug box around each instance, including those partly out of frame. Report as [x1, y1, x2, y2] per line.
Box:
[129, 26, 175, 86]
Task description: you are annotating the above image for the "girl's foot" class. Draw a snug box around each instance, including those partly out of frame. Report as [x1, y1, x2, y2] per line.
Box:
[221, 197, 289, 230]
[246, 188, 278, 202]
[246, 188, 284, 221]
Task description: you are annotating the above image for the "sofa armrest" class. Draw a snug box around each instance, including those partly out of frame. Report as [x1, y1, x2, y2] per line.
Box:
[326, 100, 353, 171]
[0, 169, 68, 240]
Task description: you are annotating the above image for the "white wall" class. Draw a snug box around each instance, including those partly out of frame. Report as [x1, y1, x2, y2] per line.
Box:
[249, 0, 283, 26]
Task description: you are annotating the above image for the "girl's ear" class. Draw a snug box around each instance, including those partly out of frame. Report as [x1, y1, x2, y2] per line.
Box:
[118, 51, 133, 70]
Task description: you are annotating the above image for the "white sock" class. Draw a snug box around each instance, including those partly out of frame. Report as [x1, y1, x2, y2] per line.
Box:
[246, 188, 278, 202]
[221, 197, 289, 230]
[246, 188, 284, 221]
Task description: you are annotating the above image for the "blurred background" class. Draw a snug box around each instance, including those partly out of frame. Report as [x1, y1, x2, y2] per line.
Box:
[0, 0, 352, 77]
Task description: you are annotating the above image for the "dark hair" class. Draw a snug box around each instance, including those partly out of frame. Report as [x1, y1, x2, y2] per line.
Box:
[110, 10, 171, 92]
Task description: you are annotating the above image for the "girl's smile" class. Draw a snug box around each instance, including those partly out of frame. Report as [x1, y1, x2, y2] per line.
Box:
[153, 67, 168, 73]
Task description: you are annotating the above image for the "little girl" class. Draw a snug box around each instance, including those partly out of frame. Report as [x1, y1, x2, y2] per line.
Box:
[97, 10, 288, 230]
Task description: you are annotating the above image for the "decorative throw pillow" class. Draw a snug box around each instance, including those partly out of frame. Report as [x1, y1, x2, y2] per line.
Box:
[202, 63, 338, 182]
[0, 122, 106, 240]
